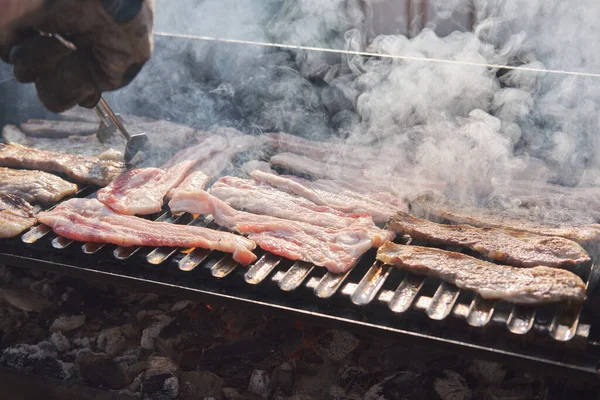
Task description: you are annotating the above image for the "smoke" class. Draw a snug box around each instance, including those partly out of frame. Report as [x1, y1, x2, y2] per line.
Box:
[106, 0, 600, 209]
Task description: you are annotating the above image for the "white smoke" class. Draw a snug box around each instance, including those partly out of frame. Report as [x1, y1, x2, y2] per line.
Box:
[108, 0, 600, 208]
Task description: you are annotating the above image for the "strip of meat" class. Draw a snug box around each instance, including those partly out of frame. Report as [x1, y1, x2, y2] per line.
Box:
[167, 133, 258, 198]
[242, 160, 273, 175]
[170, 170, 210, 194]
[265, 132, 380, 163]
[0, 194, 36, 238]
[0, 167, 78, 204]
[97, 136, 230, 215]
[270, 152, 339, 179]
[250, 170, 401, 223]
[161, 135, 229, 169]
[410, 193, 600, 245]
[97, 161, 195, 215]
[376, 242, 586, 305]
[207, 176, 395, 247]
[269, 152, 444, 196]
[20, 119, 99, 137]
[3, 125, 123, 159]
[389, 212, 590, 269]
[37, 198, 257, 265]
[169, 190, 373, 273]
[0, 143, 125, 186]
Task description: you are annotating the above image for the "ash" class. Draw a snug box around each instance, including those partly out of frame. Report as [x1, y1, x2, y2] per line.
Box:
[0, 264, 592, 400]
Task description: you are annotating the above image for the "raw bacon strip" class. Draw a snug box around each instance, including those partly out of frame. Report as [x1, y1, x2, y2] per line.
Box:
[97, 161, 195, 215]
[0, 143, 124, 186]
[169, 191, 373, 273]
[161, 135, 228, 169]
[170, 170, 211, 194]
[377, 242, 586, 305]
[0, 194, 36, 238]
[166, 134, 257, 198]
[208, 176, 395, 247]
[389, 212, 591, 269]
[0, 167, 78, 204]
[97, 136, 230, 215]
[250, 170, 401, 223]
[268, 152, 443, 199]
[37, 198, 257, 265]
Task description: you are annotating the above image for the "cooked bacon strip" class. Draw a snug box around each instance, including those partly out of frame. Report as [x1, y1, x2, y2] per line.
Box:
[0, 194, 36, 238]
[169, 191, 373, 273]
[389, 212, 590, 269]
[37, 198, 257, 265]
[208, 176, 395, 247]
[410, 193, 600, 245]
[0, 167, 78, 204]
[0, 143, 124, 186]
[377, 242, 586, 305]
[250, 170, 401, 223]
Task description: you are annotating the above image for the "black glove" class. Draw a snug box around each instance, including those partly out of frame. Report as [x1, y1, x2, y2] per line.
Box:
[0, 0, 154, 112]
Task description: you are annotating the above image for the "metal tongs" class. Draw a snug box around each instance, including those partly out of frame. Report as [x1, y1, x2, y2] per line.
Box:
[94, 97, 148, 164]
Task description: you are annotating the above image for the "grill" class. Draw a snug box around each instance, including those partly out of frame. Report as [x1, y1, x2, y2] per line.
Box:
[2, 179, 600, 382]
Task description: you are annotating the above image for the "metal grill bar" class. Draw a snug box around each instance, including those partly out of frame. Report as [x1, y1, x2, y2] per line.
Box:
[15, 214, 593, 344]
[6, 173, 595, 348]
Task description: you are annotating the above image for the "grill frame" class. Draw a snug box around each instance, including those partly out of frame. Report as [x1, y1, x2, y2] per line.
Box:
[2, 202, 600, 382]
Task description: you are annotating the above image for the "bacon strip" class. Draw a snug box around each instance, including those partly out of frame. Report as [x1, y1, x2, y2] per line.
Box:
[169, 191, 373, 273]
[207, 176, 395, 247]
[97, 136, 229, 215]
[0, 194, 36, 238]
[0, 143, 124, 186]
[250, 170, 401, 223]
[377, 242, 586, 305]
[389, 211, 590, 269]
[37, 198, 257, 265]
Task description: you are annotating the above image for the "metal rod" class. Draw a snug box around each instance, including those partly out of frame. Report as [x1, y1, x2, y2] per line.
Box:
[97, 97, 131, 140]
[153, 31, 600, 78]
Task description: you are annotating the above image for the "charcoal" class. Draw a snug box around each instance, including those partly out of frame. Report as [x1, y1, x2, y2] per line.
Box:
[295, 360, 318, 377]
[248, 369, 271, 398]
[50, 331, 71, 352]
[145, 356, 179, 378]
[170, 300, 195, 312]
[0, 318, 46, 347]
[338, 366, 369, 388]
[467, 359, 507, 386]
[141, 373, 179, 399]
[222, 387, 262, 400]
[97, 327, 126, 357]
[301, 348, 324, 365]
[76, 353, 130, 390]
[315, 330, 361, 362]
[50, 314, 86, 333]
[179, 371, 224, 400]
[482, 386, 534, 400]
[433, 370, 472, 400]
[0, 343, 75, 381]
[271, 362, 295, 395]
[364, 371, 429, 400]
[140, 315, 174, 350]
[0, 287, 53, 312]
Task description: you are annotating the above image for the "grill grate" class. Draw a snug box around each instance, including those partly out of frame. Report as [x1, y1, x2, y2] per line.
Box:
[4, 179, 600, 381]
[12, 184, 595, 345]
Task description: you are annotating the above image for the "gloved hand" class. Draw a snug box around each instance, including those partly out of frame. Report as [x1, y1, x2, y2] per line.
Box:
[0, 0, 154, 112]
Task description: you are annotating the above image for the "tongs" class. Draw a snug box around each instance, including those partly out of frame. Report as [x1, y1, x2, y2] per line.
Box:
[94, 97, 148, 164]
